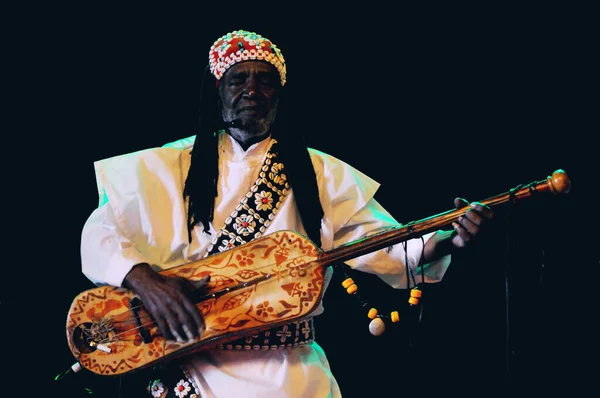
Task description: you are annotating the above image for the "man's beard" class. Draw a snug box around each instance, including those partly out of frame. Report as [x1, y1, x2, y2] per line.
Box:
[241, 117, 271, 136]
[231, 100, 278, 137]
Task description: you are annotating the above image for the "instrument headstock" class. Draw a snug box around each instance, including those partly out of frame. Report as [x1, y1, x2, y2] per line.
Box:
[547, 169, 571, 195]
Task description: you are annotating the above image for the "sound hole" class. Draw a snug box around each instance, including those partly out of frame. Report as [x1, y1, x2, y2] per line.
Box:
[73, 322, 95, 353]
[72, 319, 114, 353]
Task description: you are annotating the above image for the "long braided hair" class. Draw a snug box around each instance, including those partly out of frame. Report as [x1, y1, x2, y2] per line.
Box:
[183, 65, 324, 247]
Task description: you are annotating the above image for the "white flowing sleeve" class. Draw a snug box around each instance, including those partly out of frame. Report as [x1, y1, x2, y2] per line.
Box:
[311, 149, 451, 289]
[81, 146, 190, 287]
[81, 203, 151, 287]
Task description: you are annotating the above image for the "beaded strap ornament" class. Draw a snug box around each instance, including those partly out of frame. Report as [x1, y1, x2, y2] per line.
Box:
[339, 237, 426, 336]
[209, 29, 287, 86]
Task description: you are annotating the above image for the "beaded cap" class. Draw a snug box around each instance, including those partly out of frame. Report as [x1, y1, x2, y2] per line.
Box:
[208, 29, 287, 86]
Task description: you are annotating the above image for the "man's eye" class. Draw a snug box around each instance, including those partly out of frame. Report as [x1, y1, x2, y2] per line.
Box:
[260, 77, 277, 85]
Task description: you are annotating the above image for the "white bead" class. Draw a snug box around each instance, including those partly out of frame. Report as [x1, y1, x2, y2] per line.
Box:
[369, 317, 386, 336]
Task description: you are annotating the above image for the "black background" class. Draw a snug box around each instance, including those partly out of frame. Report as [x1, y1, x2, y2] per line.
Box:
[4, 3, 598, 397]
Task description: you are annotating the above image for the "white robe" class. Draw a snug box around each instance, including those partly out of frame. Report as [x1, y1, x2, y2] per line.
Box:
[81, 132, 451, 397]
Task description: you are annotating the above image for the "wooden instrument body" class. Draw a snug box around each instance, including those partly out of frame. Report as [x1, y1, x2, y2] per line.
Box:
[66, 230, 324, 376]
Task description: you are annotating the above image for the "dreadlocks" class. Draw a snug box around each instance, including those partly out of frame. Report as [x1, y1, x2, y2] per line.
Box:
[183, 65, 324, 248]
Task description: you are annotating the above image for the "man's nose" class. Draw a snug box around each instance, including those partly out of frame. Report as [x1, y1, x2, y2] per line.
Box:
[242, 79, 260, 97]
[243, 88, 257, 97]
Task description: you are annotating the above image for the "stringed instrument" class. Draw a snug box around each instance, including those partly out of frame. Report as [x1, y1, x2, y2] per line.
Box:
[65, 169, 571, 376]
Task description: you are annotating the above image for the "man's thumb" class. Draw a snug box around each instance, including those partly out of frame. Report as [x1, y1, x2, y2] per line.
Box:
[454, 197, 470, 209]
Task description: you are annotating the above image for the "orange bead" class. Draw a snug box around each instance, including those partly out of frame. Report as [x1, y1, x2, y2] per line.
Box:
[408, 297, 419, 305]
[367, 308, 378, 319]
[391, 311, 400, 323]
[346, 284, 358, 294]
[342, 278, 355, 289]
[410, 288, 422, 298]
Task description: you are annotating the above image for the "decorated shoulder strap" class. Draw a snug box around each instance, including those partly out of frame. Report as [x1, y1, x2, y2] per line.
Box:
[205, 139, 289, 257]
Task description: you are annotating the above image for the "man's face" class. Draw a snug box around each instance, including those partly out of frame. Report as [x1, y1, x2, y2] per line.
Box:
[218, 61, 281, 139]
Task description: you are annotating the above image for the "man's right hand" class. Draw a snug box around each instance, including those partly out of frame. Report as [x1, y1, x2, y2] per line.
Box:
[123, 263, 211, 342]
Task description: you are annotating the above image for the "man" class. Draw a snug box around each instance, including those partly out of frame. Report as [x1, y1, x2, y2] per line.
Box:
[81, 29, 494, 397]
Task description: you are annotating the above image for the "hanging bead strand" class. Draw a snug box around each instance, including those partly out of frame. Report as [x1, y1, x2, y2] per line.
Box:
[340, 271, 402, 336]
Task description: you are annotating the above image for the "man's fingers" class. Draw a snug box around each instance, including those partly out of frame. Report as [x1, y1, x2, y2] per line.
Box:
[181, 298, 205, 338]
[140, 295, 177, 342]
[190, 275, 211, 290]
[451, 198, 494, 249]
[455, 199, 493, 220]
[164, 304, 202, 342]
[152, 313, 175, 342]
[451, 222, 468, 248]
[463, 208, 483, 228]
[140, 275, 210, 342]
[459, 215, 479, 235]
[469, 202, 494, 220]
[163, 310, 186, 343]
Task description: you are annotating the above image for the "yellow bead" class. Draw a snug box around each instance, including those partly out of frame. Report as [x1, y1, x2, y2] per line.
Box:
[346, 284, 358, 294]
[408, 297, 419, 305]
[367, 308, 378, 319]
[410, 288, 422, 298]
[391, 311, 400, 323]
[342, 278, 355, 289]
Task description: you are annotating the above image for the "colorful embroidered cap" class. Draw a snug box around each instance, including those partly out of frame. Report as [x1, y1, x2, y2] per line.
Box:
[209, 30, 287, 86]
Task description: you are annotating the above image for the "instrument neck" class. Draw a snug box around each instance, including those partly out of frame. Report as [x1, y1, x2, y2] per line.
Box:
[320, 174, 559, 267]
